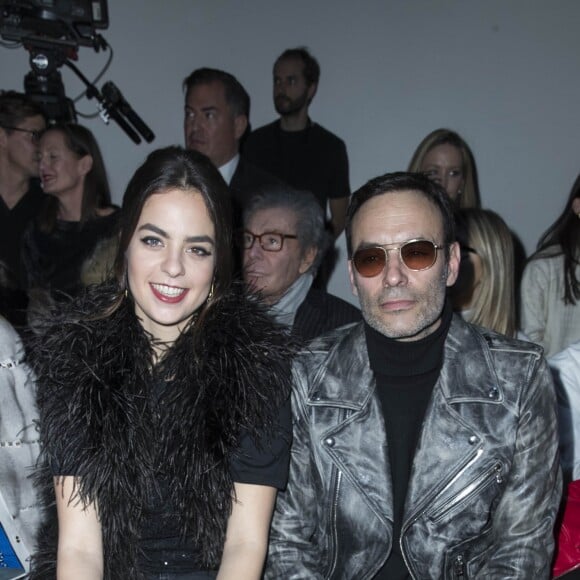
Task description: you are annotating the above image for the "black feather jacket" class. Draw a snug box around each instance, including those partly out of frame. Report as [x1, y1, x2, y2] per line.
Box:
[27, 282, 294, 579]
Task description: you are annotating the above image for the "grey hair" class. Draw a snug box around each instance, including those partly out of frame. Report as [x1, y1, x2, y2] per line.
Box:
[243, 185, 330, 272]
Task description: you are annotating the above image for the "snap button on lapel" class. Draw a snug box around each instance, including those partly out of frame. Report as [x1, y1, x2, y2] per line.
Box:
[488, 387, 499, 400]
[468, 435, 478, 445]
[324, 437, 335, 447]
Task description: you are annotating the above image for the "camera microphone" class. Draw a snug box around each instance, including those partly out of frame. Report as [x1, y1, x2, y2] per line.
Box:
[101, 81, 155, 143]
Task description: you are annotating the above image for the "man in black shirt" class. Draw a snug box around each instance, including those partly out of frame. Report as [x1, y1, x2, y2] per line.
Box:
[244, 48, 350, 239]
[266, 172, 561, 578]
[0, 91, 47, 324]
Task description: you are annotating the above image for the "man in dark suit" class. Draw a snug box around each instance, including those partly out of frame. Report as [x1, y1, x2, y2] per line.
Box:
[183, 68, 279, 223]
[241, 186, 360, 341]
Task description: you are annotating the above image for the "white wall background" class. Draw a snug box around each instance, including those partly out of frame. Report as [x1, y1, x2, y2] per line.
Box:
[2, 1, 579, 305]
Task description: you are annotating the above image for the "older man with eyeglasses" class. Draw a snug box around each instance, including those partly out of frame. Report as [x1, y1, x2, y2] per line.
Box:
[265, 172, 561, 579]
[241, 186, 359, 340]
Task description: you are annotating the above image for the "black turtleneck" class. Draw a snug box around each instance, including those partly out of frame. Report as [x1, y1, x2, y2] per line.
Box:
[366, 301, 453, 580]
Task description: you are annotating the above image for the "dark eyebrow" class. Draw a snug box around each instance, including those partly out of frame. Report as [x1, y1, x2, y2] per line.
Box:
[356, 241, 384, 251]
[184, 105, 218, 114]
[138, 224, 214, 245]
[185, 235, 214, 245]
[139, 223, 167, 237]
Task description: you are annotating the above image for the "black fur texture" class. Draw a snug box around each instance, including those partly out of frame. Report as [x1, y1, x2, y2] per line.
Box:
[27, 282, 294, 578]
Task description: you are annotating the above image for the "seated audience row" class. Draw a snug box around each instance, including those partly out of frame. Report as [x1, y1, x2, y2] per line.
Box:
[0, 52, 577, 576]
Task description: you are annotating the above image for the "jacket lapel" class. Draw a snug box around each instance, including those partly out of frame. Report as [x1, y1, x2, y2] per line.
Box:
[309, 324, 393, 524]
[403, 317, 503, 525]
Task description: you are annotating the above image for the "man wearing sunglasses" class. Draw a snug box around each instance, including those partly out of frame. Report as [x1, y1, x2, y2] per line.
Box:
[241, 186, 360, 340]
[0, 91, 46, 326]
[266, 172, 560, 578]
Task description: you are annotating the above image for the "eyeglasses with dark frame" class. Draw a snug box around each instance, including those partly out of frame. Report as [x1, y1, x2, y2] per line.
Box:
[352, 239, 445, 277]
[240, 230, 298, 252]
[1, 126, 42, 143]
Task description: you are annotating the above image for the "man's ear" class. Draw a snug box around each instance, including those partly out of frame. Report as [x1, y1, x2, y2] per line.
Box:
[347, 260, 359, 297]
[299, 245, 318, 275]
[234, 115, 248, 140]
[307, 82, 318, 104]
[446, 241, 461, 287]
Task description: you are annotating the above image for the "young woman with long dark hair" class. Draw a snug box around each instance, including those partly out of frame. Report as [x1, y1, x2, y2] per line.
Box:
[30, 147, 293, 579]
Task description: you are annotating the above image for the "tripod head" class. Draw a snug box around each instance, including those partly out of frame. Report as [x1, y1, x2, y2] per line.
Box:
[0, 1, 155, 143]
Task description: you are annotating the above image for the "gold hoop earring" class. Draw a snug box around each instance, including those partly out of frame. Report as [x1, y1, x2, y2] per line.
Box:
[207, 281, 215, 302]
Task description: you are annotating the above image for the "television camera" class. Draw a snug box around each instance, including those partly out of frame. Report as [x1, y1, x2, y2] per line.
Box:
[0, 0, 154, 144]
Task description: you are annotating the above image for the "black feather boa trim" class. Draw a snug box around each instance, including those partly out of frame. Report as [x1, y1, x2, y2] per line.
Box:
[27, 282, 295, 578]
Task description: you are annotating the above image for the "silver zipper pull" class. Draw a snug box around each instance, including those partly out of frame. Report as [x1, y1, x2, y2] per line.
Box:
[495, 464, 503, 484]
[454, 554, 465, 577]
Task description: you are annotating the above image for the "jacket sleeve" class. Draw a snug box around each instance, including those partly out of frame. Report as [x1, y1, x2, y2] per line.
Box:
[478, 353, 562, 577]
[264, 362, 325, 580]
[520, 259, 549, 347]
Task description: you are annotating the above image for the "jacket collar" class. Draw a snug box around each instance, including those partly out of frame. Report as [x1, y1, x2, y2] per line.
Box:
[308, 315, 503, 407]
[307, 314, 506, 536]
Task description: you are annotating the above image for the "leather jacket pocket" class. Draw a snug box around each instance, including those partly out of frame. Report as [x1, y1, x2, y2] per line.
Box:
[427, 461, 504, 523]
[444, 527, 494, 579]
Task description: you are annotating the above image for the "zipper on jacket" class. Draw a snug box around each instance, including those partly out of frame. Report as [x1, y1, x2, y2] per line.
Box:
[325, 407, 348, 579]
[428, 461, 503, 522]
[400, 536, 418, 580]
[399, 447, 485, 579]
[326, 467, 342, 579]
[453, 555, 465, 578]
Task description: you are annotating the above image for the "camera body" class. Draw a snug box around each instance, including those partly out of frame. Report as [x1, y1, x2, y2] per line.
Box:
[0, 0, 108, 48]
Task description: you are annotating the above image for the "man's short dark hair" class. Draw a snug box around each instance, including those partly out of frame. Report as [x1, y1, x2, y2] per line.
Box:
[345, 171, 456, 258]
[275, 47, 320, 86]
[0, 90, 46, 128]
[182, 68, 250, 119]
[243, 185, 330, 271]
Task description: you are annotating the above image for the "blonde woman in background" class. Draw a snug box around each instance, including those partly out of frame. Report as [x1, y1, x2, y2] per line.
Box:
[408, 128, 480, 208]
[451, 208, 517, 338]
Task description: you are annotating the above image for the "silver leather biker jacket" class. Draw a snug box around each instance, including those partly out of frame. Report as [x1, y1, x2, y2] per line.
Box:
[265, 316, 562, 579]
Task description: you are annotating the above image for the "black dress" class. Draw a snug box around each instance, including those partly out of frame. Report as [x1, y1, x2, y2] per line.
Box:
[29, 282, 294, 579]
[21, 210, 120, 299]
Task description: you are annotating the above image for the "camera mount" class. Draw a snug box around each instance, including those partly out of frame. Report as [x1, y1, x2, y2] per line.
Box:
[0, 0, 154, 143]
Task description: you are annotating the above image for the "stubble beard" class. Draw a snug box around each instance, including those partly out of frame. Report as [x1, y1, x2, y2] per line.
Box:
[359, 265, 449, 341]
[274, 91, 309, 118]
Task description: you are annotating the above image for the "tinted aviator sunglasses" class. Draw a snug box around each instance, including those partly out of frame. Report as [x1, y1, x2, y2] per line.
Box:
[352, 239, 445, 277]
